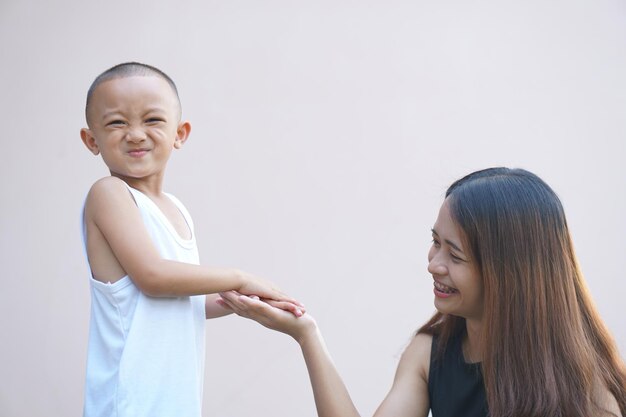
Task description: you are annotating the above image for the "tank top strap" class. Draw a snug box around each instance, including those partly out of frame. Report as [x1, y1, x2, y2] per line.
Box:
[120, 182, 195, 248]
[119, 181, 146, 205]
[164, 192, 195, 233]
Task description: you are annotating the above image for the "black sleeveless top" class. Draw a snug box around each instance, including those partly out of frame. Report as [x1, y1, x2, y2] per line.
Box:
[428, 332, 488, 417]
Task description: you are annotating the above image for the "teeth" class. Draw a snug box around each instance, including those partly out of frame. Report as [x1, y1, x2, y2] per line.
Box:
[434, 281, 457, 294]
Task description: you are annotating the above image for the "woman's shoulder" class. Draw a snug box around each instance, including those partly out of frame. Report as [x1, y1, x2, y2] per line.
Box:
[411, 332, 434, 354]
[399, 333, 433, 382]
[592, 380, 623, 417]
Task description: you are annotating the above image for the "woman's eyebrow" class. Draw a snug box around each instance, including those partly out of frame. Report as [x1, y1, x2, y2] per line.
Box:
[431, 228, 465, 254]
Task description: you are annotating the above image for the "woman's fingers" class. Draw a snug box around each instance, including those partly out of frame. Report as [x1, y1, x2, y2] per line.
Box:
[263, 299, 305, 317]
[221, 292, 291, 323]
[220, 291, 318, 341]
[218, 291, 245, 315]
[224, 286, 305, 316]
[266, 288, 304, 309]
[219, 291, 270, 317]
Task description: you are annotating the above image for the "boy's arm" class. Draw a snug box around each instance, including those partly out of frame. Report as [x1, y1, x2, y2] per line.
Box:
[85, 177, 301, 309]
[205, 294, 233, 319]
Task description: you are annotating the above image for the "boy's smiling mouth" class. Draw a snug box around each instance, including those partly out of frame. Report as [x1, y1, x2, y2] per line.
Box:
[128, 148, 150, 157]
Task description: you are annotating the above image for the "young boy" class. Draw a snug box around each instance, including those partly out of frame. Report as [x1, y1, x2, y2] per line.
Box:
[80, 62, 303, 417]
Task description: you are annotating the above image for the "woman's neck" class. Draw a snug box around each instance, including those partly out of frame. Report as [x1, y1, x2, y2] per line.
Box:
[463, 318, 483, 363]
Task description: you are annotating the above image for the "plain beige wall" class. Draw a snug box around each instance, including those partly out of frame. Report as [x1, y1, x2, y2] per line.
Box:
[1, 1, 625, 416]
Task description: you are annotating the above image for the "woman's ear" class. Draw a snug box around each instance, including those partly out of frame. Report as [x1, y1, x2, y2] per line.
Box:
[174, 121, 191, 149]
[80, 128, 100, 155]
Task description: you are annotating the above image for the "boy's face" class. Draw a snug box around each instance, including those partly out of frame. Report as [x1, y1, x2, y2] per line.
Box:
[80, 75, 190, 182]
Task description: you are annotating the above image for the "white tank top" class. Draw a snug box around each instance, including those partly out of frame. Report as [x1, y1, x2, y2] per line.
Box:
[82, 184, 206, 417]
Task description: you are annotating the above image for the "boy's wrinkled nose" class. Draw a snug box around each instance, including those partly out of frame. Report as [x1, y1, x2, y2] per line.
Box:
[126, 127, 147, 142]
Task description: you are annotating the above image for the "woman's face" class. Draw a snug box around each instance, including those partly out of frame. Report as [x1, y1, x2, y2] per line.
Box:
[428, 199, 484, 322]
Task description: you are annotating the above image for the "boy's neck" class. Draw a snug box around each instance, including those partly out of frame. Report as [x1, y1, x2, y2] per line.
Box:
[112, 173, 165, 197]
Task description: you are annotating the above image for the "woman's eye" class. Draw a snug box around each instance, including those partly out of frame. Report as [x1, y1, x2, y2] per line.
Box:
[431, 238, 441, 248]
[450, 253, 463, 263]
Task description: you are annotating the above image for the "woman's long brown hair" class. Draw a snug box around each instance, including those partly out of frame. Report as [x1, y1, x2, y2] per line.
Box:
[419, 167, 626, 417]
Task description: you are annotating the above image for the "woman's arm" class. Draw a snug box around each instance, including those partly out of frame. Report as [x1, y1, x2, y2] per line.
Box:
[298, 321, 361, 417]
[373, 332, 431, 417]
[219, 292, 431, 417]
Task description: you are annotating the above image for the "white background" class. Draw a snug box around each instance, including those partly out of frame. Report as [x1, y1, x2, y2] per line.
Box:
[0, 1, 624, 416]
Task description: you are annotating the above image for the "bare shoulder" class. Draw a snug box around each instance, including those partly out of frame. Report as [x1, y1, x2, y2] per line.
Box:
[593, 383, 623, 417]
[84, 177, 134, 216]
[87, 176, 129, 201]
[83, 177, 153, 284]
[373, 332, 432, 417]
[399, 332, 432, 381]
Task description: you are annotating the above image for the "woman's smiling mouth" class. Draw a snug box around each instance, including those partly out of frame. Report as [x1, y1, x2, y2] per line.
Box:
[434, 280, 459, 298]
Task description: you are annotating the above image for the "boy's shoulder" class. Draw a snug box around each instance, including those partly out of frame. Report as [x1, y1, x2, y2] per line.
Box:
[89, 176, 128, 192]
[87, 176, 129, 199]
[85, 176, 134, 214]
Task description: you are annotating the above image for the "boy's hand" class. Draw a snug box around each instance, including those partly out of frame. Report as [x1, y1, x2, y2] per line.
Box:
[218, 290, 305, 317]
[235, 270, 305, 317]
[218, 291, 317, 342]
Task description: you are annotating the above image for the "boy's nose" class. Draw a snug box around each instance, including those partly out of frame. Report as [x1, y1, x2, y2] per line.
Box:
[126, 127, 147, 142]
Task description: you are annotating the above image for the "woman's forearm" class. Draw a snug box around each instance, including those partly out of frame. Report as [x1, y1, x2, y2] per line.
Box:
[298, 327, 361, 417]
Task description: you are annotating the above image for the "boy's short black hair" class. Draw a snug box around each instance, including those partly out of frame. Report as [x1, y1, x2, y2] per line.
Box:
[85, 62, 181, 124]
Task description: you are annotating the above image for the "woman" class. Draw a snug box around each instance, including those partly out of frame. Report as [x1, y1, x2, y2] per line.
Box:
[220, 167, 626, 417]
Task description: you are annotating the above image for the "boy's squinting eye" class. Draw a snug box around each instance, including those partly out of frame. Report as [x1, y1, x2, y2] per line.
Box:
[106, 120, 126, 127]
[146, 117, 165, 124]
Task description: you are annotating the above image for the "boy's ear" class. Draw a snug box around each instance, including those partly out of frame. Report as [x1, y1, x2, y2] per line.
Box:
[80, 128, 100, 155]
[174, 121, 191, 149]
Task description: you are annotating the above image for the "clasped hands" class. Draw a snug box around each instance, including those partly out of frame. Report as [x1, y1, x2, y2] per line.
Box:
[217, 291, 316, 340]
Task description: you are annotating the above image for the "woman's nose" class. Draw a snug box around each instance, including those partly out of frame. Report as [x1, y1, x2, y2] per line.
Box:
[427, 253, 447, 276]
